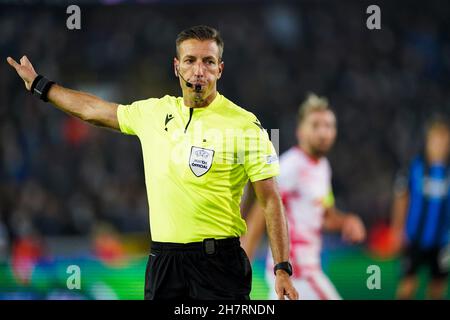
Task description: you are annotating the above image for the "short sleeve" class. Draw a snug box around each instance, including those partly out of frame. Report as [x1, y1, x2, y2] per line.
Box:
[117, 98, 158, 136]
[242, 119, 280, 182]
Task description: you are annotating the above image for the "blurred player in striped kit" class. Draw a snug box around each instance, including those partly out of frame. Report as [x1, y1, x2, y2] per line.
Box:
[242, 94, 366, 300]
[391, 115, 450, 299]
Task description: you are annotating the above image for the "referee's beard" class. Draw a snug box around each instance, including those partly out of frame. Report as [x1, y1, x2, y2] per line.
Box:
[182, 82, 218, 108]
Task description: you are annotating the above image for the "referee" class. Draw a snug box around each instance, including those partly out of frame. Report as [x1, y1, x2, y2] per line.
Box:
[7, 25, 298, 300]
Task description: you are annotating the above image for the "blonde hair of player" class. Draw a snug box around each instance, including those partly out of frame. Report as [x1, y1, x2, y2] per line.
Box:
[297, 93, 332, 125]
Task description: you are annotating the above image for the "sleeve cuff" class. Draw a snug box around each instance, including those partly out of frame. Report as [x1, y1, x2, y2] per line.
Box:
[116, 104, 132, 135]
[249, 170, 279, 183]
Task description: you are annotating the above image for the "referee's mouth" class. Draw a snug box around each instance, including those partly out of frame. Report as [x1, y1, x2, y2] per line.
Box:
[192, 80, 207, 86]
[191, 82, 207, 93]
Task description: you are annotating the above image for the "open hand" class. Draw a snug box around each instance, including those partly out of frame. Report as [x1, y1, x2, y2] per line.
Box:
[6, 55, 38, 91]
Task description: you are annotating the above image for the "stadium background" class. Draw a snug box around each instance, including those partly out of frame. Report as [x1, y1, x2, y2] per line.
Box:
[0, 0, 449, 299]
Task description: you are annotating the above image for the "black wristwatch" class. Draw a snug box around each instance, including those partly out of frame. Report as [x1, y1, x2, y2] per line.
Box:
[273, 261, 293, 276]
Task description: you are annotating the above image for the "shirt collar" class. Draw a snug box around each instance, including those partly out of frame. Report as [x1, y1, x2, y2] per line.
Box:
[181, 92, 222, 115]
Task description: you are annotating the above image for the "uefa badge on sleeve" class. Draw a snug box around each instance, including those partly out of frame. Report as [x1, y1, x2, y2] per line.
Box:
[189, 146, 214, 177]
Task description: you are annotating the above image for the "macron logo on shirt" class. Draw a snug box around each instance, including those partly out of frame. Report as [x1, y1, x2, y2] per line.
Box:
[164, 114, 174, 131]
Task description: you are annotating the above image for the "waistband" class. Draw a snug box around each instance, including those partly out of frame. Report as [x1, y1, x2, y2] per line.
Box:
[151, 237, 240, 252]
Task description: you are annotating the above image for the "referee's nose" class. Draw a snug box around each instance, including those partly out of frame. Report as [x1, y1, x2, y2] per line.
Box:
[192, 62, 205, 79]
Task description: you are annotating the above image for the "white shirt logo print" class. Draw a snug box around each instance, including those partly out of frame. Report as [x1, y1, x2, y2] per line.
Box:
[189, 146, 215, 177]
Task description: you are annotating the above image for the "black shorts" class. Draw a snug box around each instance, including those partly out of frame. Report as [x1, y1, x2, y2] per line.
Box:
[402, 245, 449, 280]
[144, 237, 252, 300]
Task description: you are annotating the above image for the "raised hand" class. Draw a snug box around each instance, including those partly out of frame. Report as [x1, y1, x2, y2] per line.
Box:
[6, 55, 38, 91]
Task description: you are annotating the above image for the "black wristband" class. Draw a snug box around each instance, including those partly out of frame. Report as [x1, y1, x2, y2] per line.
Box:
[274, 261, 293, 276]
[30, 75, 43, 93]
[30, 75, 55, 102]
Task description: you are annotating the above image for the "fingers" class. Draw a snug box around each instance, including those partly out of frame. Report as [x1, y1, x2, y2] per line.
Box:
[343, 227, 363, 243]
[7, 55, 33, 70]
[342, 217, 366, 243]
[276, 285, 299, 300]
[353, 223, 366, 242]
[20, 55, 32, 68]
[20, 56, 27, 66]
[277, 288, 298, 300]
[286, 287, 299, 300]
[276, 288, 285, 300]
[6, 56, 19, 69]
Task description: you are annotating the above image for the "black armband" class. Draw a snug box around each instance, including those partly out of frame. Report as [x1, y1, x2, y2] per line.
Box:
[30, 75, 55, 102]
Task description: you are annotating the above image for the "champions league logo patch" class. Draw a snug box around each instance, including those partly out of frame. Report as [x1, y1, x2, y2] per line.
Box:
[189, 146, 214, 177]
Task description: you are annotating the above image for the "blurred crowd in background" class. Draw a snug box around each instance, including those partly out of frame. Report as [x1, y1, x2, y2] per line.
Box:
[1, 0, 450, 258]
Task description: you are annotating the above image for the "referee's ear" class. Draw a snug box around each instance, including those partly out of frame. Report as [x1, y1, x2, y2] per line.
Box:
[173, 57, 180, 77]
[217, 60, 224, 79]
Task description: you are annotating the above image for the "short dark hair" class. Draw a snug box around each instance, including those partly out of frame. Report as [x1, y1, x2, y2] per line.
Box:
[176, 25, 224, 60]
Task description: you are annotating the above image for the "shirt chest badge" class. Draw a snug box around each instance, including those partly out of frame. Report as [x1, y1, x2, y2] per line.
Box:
[189, 146, 214, 177]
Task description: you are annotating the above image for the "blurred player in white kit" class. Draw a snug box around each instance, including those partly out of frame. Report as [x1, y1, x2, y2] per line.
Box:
[242, 93, 366, 300]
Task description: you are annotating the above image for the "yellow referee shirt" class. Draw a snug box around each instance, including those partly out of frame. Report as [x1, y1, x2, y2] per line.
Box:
[117, 92, 279, 243]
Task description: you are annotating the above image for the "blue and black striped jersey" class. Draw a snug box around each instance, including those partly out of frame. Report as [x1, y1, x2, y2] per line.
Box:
[401, 156, 450, 249]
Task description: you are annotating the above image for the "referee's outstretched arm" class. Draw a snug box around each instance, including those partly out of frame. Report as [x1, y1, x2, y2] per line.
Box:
[7, 56, 120, 130]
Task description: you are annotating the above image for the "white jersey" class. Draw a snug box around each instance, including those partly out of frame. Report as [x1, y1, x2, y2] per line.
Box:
[265, 146, 341, 299]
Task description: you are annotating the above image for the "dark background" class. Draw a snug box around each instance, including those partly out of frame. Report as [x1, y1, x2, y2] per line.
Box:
[1, 0, 449, 246]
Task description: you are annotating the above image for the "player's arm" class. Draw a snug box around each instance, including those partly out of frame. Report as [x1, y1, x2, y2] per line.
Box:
[241, 201, 266, 261]
[389, 168, 410, 252]
[7, 56, 119, 130]
[391, 167, 410, 233]
[390, 188, 409, 253]
[391, 190, 409, 232]
[323, 206, 366, 243]
[251, 177, 298, 300]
